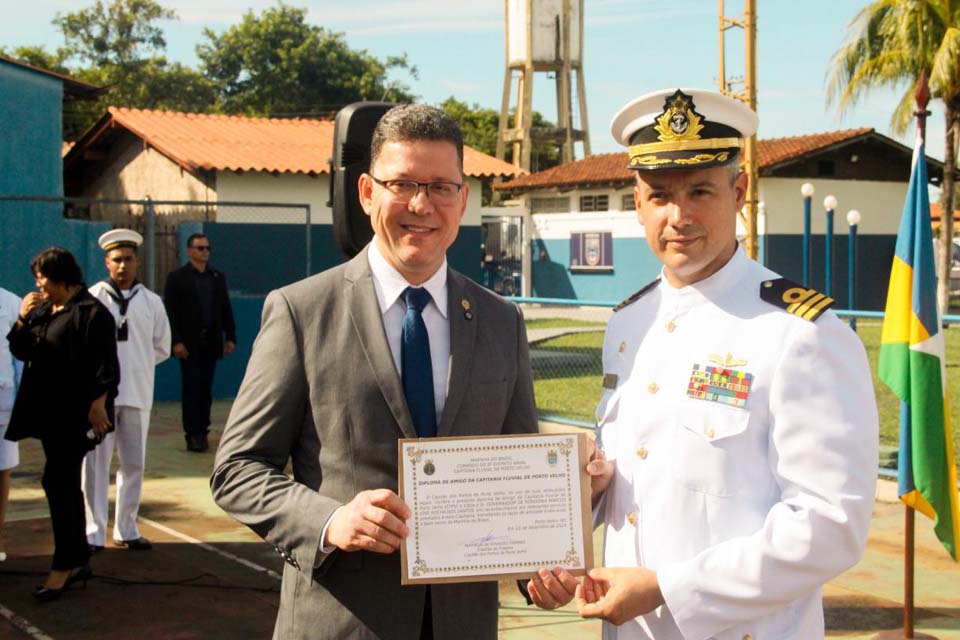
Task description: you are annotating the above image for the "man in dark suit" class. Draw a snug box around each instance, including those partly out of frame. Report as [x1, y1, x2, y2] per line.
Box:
[163, 234, 236, 452]
[211, 104, 538, 639]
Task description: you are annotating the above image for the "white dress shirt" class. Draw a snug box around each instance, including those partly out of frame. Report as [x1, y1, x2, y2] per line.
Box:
[367, 237, 451, 422]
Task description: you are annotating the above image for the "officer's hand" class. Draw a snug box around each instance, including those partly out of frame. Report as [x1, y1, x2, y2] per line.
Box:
[224, 340, 236, 355]
[325, 489, 411, 554]
[527, 566, 579, 610]
[576, 567, 664, 626]
[172, 343, 189, 359]
[587, 438, 614, 506]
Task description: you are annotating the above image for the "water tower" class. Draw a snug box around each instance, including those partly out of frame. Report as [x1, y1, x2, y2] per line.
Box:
[496, 0, 590, 171]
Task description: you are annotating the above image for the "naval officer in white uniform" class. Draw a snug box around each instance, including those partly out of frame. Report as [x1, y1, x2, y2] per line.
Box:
[84, 229, 171, 551]
[526, 89, 879, 640]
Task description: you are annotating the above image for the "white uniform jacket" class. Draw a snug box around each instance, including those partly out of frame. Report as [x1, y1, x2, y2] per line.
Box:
[0, 288, 23, 414]
[595, 248, 878, 640]
[89, 281, 171, 410]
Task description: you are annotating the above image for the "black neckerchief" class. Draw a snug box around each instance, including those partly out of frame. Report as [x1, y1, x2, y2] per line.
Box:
[102, 278, 140, 317]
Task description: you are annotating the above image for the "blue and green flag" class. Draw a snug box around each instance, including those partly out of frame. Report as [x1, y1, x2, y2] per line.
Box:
[879, 133, 960, 560]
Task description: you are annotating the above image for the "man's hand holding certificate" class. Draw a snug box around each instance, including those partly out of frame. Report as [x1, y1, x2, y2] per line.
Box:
[398, 433, 593, 584]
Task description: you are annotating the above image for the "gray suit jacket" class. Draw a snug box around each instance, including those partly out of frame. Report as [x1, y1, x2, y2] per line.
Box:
[211, 248, 538, 640]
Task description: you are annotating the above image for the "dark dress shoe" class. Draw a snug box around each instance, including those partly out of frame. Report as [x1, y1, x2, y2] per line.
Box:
[88, 544, 104, 554]
[114, 536, 152, 550]
[185, 435, 204, 452]
[200, 432, 210, 452]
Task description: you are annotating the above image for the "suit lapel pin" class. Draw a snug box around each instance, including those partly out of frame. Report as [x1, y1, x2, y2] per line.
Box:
[462, 298, 473, 320]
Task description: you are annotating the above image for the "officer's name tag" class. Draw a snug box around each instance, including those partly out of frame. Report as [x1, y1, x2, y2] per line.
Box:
[687, 363, 753, 409]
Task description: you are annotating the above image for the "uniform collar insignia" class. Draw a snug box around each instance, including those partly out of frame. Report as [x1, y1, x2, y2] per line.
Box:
[708, 352, 748, 368]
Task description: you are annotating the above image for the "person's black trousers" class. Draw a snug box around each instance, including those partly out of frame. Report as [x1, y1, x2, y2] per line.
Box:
[40, 436, 91, 571]
[179, 348, 218, 436]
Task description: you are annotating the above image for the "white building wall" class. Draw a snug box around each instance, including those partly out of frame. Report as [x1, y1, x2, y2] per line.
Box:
[759, 177, 906, 235]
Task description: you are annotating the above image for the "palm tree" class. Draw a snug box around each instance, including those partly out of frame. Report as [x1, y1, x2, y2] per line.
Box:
[827, 0, 960, 312]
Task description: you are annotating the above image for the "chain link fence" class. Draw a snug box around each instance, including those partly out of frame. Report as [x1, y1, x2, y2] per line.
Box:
[1, 196, 313, 295]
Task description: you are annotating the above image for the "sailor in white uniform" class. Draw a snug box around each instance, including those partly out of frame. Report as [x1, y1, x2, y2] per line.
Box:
[526, 89, 879, 640]
[84, 229, 171, 551]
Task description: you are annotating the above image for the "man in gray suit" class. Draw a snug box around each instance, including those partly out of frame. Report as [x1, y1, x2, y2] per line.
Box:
[211, 104, 538, 640]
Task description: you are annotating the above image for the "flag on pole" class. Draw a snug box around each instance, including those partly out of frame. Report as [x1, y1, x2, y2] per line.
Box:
[879, 132, 960, 560]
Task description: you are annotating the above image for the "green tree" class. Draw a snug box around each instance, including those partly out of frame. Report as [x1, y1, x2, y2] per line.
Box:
[44, 0, 216, 139]
[54, 0, 174, 69]
[439, 97, 561, 169]
[197, 4, 417, 117]
[0, 45, 72, 74]
[827, 1, 960, 311]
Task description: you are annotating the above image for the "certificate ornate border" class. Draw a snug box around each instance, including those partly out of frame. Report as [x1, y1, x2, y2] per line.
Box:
[404, 437, 581, 578]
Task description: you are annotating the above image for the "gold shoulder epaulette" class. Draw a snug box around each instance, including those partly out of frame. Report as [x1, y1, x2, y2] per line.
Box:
[760, 278, 834, 322]
[614, 278, 660, 312]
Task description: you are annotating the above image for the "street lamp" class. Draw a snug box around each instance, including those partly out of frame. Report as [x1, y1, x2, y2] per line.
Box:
[846, 209, 861, 331]
[801, 183, 815, 286]
[824, 195, 838, 296]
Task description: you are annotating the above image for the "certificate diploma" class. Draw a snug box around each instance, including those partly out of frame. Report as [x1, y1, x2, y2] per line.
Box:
[398, 432, 592, 585]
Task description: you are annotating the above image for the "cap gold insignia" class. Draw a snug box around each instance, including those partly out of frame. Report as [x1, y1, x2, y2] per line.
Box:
[708, 352, 748, 368]
[655, 93, 704, 143]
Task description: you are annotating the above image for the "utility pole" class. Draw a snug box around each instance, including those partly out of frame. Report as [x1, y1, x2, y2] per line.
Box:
[719, 0, 759, 259]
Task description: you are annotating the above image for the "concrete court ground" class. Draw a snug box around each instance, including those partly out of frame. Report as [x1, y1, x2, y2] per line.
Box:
[0, 401, 957, 640]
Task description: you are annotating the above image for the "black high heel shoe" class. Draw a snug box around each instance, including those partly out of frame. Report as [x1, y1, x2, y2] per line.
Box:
[32, 565, 92, 602]
[65, 565, 92, 589]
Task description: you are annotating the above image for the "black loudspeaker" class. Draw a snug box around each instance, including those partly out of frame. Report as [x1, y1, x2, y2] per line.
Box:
[329, 101, 396, 258]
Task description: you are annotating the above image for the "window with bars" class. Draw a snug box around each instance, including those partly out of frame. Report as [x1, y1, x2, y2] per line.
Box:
[569, 231, 613, 272]
[530, 196, 571, 213]
[621, 193, 636, 211]
[579, 195, 609, 212]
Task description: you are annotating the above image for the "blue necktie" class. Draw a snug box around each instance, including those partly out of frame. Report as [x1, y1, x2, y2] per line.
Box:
[401, 287, 436, 438]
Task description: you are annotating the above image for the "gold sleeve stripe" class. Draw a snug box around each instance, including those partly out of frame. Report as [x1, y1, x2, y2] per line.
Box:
[791, 292, 825, 317]
[803, 294, 835, 320]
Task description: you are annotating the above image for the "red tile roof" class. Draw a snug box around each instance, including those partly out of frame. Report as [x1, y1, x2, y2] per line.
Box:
[496, 128, 878, 192]
[758, 127, 874, 168]
[88, 107, 523, 179]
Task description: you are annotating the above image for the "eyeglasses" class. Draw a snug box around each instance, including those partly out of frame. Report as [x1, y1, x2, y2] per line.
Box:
[369, 175, 463, 205]
[191, 245, 212, 252]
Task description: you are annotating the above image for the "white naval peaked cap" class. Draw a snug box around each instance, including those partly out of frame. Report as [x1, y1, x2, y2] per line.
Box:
[98, 228, 143, 251]
[610, 88, 758, 171]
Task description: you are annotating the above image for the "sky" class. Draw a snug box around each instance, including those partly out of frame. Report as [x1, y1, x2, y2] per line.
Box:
[1, 0, 948, 167]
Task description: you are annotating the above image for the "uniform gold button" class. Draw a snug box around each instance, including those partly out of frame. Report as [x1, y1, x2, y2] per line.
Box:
[636, 446, 648, 459]
[706, 427, 716, 438]
[626, 512, 637, 525]
[647, 382, 659, 394]
[665, 320, 676, 332]
[618, 341, 627, 353]
[743, 635, 753, 640]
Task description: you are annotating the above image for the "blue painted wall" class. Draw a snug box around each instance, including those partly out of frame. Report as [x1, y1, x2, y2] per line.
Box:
[154, 223, 483, 402]
[531, 237, 662, 301]
[764, 234, 896, 311]
[0, 61, 111, 295]
[528, 233, 892, 311]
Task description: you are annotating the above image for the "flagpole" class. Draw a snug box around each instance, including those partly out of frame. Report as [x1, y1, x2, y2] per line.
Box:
[906, 69, 929, 640]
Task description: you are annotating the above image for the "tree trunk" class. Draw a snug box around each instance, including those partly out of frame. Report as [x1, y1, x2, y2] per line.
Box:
[938, 100, 958, 316]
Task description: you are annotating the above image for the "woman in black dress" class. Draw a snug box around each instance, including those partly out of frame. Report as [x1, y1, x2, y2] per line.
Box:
[4, 247, 119, 601]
